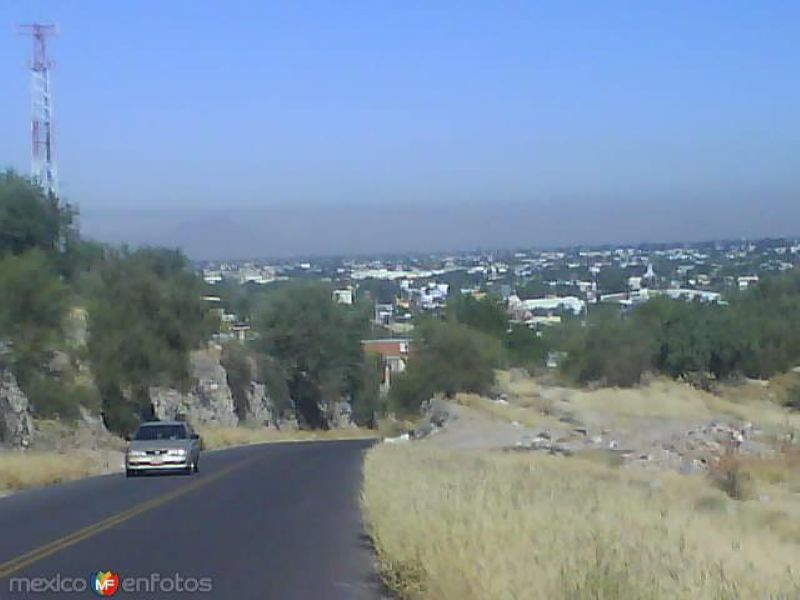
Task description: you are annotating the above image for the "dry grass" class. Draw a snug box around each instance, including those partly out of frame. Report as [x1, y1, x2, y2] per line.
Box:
[362, 444, 800, 599]
[197, 425, 377, 450]
[453, 393, 545, 428]
[494, 371, 800, 437]
[0, 450, 119, 493]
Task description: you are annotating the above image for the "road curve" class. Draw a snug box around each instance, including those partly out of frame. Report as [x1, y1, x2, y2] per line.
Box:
[0, 439, 380, 599]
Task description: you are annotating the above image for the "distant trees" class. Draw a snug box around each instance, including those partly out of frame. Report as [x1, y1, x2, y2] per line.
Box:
[557, 275, 800, 388]
[390, 318, 503, 414]
[446, 294, 508, 338]
[251, 282, 374, 428]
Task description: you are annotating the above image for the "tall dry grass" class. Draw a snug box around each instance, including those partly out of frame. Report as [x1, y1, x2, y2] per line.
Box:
[0, 450, 119, 493]
[362, 444, 800, 599]
[197, 425, 376, 450]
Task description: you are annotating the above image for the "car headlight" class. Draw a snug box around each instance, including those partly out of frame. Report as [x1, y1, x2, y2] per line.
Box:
[128, 450, 146, 457]
[167, 448, 187, 456]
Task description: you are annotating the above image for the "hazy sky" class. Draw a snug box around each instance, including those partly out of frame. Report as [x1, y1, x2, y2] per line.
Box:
[1, 1, 798, 258]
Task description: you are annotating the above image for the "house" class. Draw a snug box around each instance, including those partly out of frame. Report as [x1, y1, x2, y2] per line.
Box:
[737, 275, 759, 290]
[507, 294, 585, 315]
[362, 338, 412, 393]
[332, 288, 354, 305]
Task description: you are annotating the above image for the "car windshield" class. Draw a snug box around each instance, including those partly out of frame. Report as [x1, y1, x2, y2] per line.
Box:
[133, 425, 187, 441]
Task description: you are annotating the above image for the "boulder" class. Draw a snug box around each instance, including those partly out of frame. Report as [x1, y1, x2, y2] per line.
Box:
[150, 350, 238, 427]
[241, 382, 273, 426]
[0, 371, 34, 448]
[330, 401, 354, 429]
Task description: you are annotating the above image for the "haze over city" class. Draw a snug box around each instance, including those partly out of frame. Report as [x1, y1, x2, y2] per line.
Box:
[1, 1, 798, 258]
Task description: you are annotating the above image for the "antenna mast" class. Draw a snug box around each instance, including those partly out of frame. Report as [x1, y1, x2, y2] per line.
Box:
[19, 23, 58, 197]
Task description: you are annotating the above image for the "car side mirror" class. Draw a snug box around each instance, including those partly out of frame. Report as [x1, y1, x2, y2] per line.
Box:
[124, 434, 131, 442]
[191, 433, 200, 440]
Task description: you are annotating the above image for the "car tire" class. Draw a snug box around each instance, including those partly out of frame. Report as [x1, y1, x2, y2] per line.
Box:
[125, 469, 134, 478]
[185, 461, 195, 475]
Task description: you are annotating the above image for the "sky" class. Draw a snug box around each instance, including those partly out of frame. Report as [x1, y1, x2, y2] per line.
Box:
[1, 1, 798, 259]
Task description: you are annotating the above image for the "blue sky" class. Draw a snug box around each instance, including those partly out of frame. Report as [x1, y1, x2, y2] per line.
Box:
[1, 1, 798, 257]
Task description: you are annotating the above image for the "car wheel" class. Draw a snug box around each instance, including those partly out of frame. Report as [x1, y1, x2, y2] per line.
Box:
[185, 461, 195, 475]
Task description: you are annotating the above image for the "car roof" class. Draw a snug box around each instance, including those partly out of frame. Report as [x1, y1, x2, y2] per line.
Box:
[138, 421, 187, 428]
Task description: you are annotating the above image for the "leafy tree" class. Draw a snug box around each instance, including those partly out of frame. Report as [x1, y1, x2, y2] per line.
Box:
[505, 323, 548, 370]
[447, 293, 508, 338]
[596, 267, 629, 294]
[256, 354, 292, 424]
[0, 170, 75, 258]
[391, 319, 502, 414]
[86, 248, 216, 434]
[356, 278, 401, 304]
[221, 341, 254, 420]
[560, 314, 652, 386]
[252, 281, 370, 428]
[351, 353, 382, 427]
[0, 250, 69, 387]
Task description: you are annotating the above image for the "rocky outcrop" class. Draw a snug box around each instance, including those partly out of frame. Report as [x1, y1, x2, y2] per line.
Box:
[0, 371, 34, 448]
[150, 350, 238, 427]
[241, 382, 274, 426]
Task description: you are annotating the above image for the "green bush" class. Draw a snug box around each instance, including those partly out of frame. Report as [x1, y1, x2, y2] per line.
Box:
[26, 377, 101, 421]
[221, 341, 254, 420]
[390, 319, 503, 414]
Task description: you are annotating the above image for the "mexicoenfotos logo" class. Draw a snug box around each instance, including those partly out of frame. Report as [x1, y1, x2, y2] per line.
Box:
[90, 571, 120, 597]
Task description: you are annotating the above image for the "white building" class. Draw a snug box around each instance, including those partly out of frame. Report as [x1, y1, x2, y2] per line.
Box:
[332, 288, 354, 305]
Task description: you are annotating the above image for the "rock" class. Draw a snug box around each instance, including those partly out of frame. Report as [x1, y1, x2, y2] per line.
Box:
[384, 433, 410, 444]
[48, 350, 71, 374]
[421, 398, 455, 428]
[412, 422, 438, 440]
[573, 426, 588, 436]
[549, 443, 573, 456]
[0, 371, 34, 448]
[330, 401, 354, 429]
[241, 382, 273, 426]
[150, 350, 238, 427]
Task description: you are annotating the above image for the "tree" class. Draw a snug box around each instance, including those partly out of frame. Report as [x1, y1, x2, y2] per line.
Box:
[256, 354, 292, 424]
[505, 323, 548, 370]
[391, 319, 502, 414]
[0, 250, 69, 387]
[447, 293, 508, 338]
[252, 281, 370, 428]
[351, 353, 382, 427]
[0, 170, 75, 258]
[560, 314, 652, 387]
[221, 341, 254, 420]
[86, 248, 216, 434]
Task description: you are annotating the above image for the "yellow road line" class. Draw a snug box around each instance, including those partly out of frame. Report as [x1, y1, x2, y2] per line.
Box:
[0, 458, 254, 580]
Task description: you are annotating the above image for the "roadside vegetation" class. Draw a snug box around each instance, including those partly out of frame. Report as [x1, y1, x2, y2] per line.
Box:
[0, 451, 115, 494]
[363, 444, 800, 599]
[0, 170, 219, 438]
[197, 425, 376, 450]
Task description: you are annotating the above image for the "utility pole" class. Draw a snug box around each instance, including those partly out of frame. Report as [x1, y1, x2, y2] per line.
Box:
[18, 23, 58, 197]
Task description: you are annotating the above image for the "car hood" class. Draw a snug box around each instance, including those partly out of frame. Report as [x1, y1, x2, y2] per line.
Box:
[128, 439, 191, 452]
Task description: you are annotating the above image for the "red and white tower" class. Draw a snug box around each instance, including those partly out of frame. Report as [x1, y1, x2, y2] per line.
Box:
[19, 24, 58, 197]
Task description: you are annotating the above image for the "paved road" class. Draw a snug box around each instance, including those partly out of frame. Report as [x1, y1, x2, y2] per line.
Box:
[0, 439, 380, 599]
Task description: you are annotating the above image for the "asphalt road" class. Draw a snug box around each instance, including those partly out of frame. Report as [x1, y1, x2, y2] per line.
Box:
[0, 439, 380, 599]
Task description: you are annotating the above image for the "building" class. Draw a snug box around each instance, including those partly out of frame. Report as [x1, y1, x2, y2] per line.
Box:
[507, 295, 586, 315]
[332, 288, 354, 305]
[362, 338, 412, 393]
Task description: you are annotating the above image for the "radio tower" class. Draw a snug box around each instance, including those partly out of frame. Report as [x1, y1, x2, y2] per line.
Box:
[19, 24, 58, 197]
